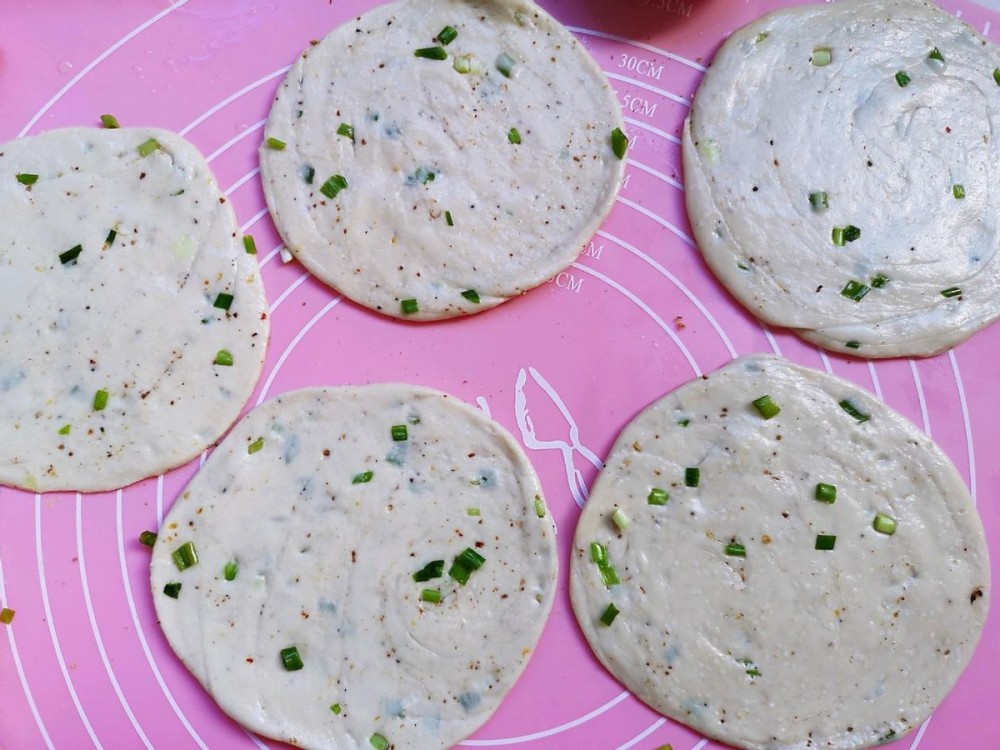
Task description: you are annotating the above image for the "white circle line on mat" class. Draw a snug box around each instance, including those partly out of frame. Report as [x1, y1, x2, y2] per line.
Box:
[0, 555, 55, 749]
[624, 116, 682, 147]
[605, 71, 692, 108]
[207, 119, 267, 163]
[35, 494, 103, 749]
[908, 360, 932, 435]
[116, 489, 209, 750]
[626, 157, 684, 192]
[909, 715, 933, 749]
[260, 242, 286, 269]
[614, 718, 667, 750]
[269, 270, 312, 314]
[179, 65, 292, 137]
[156, 474, 165, 529]
[565, 26, 707, 73]
[17, 0, 190, 138]
[75, 493, 153, 749]
[866, 361, 885, 403]
[819, 350, 834, 375]
[241, 207, 271, 234]
[948, 350, 977, 504]
[615, 195, 696, 248]
[762, 326, 783, 357]
[458, 690, 632, 745]
[224, 167, 261, 197]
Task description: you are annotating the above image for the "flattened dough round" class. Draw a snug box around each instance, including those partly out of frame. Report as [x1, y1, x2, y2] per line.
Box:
[0, 128, 268, 492]
[570, 355, 989, 750]
[261, 0, 625, 320]
[683, 0, 1000, 357]
[151, 385, 557, 750]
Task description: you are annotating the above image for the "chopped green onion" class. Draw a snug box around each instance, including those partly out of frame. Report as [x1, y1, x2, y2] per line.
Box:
[243, 235, 257, 255]
[320, 174, 348, 199]
[611, 127, 629, 160]
[678, 418, 691, 427]
[172, 541, 199, 571]
[599, 603, 620, 626]
[685, 467, 700, 488]
[739, 658, 761, 677]
[330, 703, 342, 715]
[839, 399, 871, 422]
[809, 191, 828, 211]
[841, 280, 870, 302]
[448, 563, 472, 585]
[247, 437, 264, 454]
[93, 389, 109, 411]
[461, 289, 480, 304]
[303, 165, 316, 184]
[280, 645, 304, 671]
[466, 507, 480, 517]
[415, 46, 448, 60]
[58, 424, 71, 435]
[139, 530, 158, 547]
[953, 184, 965, 199]
[213, 292, 234, 310]
[647, 487, 669, 506]
[843, 225, 861, 242]
[873, 513, 897, 535]
[941, 286, 962, 298]
[508, 127, 522, 144]
[413, 560, 445, 582]
[725, 542, 746, 558]
[0, 607, 14, 624]
[436, 25, 458, 45]
[163, 582, 182, 599]
[870, 273, 888, 289]
[814, 483, 837, 503]
[845, 340, 861, 349]
[994, 68, 1000, 86]
[589, 542, 608, 565]
[612, 507, 630, 532]
[751, 395, 780, 419]
[16, 173, 38, 185]
[214, 349, 234, 366]
[60, 245, 83, 265]
[137, 138, 161, 157]
[812, 46, 832, 66]
[100, 114, 120, 129]
[453, 54, 473, 74]
[815, 534, 837, 551]
[421, 588, 442, 604]
[336, 123, 355, 142]
[224, 560, 239, 581]
[534, 496, 547, 518]
[496, 52, 516, 77]
[928, 47, 944, 62]
[445, 210, 454, 226]
[599, 562, 621, 587]
[400, 298, 419, 315]
[456, 547, 485, 571]
[104, 228, 118, 247]
[265, 137, 286, 150]
[370, 734, 389, 750]
[832, 226, 845, 246]
[391, 424, 408, 441]
[895, 71, 911, 87]
[352, 470, 374, 484]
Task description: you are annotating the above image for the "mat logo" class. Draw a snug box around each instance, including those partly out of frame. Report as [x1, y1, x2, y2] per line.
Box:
[618, 54, 664, 81]
[636, 0, 695, 17]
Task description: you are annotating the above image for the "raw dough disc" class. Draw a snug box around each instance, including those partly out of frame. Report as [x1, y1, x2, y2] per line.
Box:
[570, 355, 989, 750]
[151, 384, 557, 750]
[0, 128, 268, 492]
[260, 0, 625, 320]
[683, 0, 1000, 357]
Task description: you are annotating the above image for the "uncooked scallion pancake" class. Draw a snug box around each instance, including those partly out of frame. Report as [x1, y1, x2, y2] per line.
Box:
[683, 0, 1000, 357]
[151, 385, 557, 750]
[570, 355, 989, 750]
[0, 128, 268, 493]
[260, 0, 625, 320]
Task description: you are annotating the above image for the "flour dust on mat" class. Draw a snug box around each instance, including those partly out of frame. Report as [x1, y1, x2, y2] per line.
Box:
[151, 385, 557, 750]
[260, 0, 626, 320]
[684, 0, 1000, 357]
[0, 128, 268, 493]
[570, 355, 989, 750]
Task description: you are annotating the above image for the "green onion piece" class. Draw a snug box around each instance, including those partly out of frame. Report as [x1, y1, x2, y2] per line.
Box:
[93, 389, 109, 411]
[496, 51, 516, 77]
[832, 226, 845, 246]
[400, 298, 419, 315]
[611, 127, 629, 160]
[104, 229, 118, 247]
[172, 541, 199, 571]
[0, 607, 14, 624]
[453, 54, 473, 74]
[589, 542, 608, 565]
[612, 507, 630, 532]
[370, 734, 390, 750]
[16, 172, 39, 185]
[303, 165, 316, 184]
[330, 703, 342, 715]
[448, 561, 471, 585]
[461, 289, 480, 304]
[953, 184, 965, 199]
[814, 483, 837, 503]
[534, 495, 547, 518]
[224, 560, 239, 581]
[445, 210, 454, 226]
[751, 395, 780, 419]
[678, 418, 691, 427]
[413, 560, 445, 582]
[941, 286, 962, 298]
[599, 563, 621, 587]
[137, 138, 161, 157]
[466, 507, 480, 517]
[60, 245, 83, 265]
[873, 513, 897, 535]
[815, 534, 837, 551]
[320, 174, 348, 199]
[421, 588, 442, 604]
[841, 280, 871, 302]
[139, 530, 158, 547]
[839, 399, 871, 423]
[928, 47, 944, 62]
[725, 542, 746, 557]
[843, 225, 861, 242]
[100, 114, 120, 129]
[352, 470, 374, 484]
[336, 123, 355, 141]
[243, 235, 257, 255]
[895, 71, 911, 87]
[456, 547, 486, 570]
[812, 46, 832, 66]
[739, 658, 761, 677]
[647, 487, 669, 506]
[994, 68, 1000, 86]
[437, 25, 458, 45]
[685, 467, 700, 488]
[58, 424, 71, 435]
[845, 340, 861, 349]
[265, 136, 286, 150]
[163, 582, 182, 599]
[415, 46, 448, 60]
[870, 273, 888, 289]
[247, 437, 264, 454]
[599, 603, 620, 626]
[809, 191, 829, 211]
[214, 349, 234, 366]
[280, 645, 304, 671]
[213, 292, 234, 311]
[391, 424, 408, 441]
[508, 127, 522, 144]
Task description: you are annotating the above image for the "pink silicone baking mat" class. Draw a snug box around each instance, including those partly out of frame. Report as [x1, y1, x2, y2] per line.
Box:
[1, 1, 998, 748]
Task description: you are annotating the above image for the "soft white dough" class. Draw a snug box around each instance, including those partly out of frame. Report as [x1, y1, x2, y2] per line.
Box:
[260, 0, 625, 320]
[0, 128, 268, 492]
[570, 355, 989, 750]
[151, 385, 557, 750]
[683, 0, 1000, 357]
